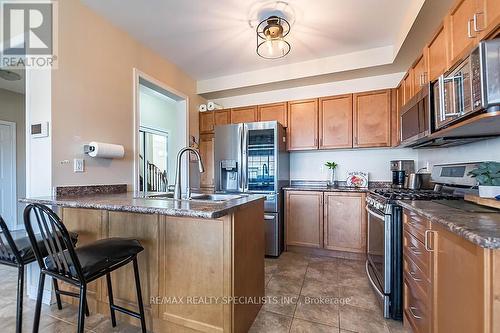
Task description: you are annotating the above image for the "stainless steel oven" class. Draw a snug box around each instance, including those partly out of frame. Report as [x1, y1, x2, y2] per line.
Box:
[366, 195, 403, 320]
[366, 203, 391, 317]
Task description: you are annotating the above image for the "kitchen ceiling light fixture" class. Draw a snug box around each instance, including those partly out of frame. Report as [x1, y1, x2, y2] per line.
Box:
[256, 15, 291, 59]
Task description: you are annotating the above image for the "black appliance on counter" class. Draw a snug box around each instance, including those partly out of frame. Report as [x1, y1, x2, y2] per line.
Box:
[390, 160, 415, 188]
[364, 162, 484, 320]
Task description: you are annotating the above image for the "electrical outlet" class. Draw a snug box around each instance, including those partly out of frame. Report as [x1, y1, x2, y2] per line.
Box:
[74, 159, 84, 173]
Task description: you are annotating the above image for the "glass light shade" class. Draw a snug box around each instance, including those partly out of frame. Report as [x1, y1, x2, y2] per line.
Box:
[257, 38, 290, 59]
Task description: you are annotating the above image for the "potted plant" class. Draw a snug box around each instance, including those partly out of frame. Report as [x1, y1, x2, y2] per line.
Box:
[468, 162, 500, 198]
[325, 162, 338, 187]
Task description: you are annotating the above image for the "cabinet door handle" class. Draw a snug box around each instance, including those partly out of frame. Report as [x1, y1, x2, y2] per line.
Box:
[424, 230, 435, 252]
[409, 271, 422, 282]
[467, 19, 475, 38]
[409, 306, 422, 320]
[473, 12, 484, 32]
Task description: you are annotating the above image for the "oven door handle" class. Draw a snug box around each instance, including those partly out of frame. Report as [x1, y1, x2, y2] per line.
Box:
[365, 260, 384, 299]
[365, 205, 386, 220]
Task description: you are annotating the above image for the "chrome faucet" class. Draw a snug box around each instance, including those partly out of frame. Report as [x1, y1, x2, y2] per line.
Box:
[173, 147, 205, 200]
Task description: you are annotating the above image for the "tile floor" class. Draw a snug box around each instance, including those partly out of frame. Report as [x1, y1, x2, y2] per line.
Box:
[0, 252, 410, 332]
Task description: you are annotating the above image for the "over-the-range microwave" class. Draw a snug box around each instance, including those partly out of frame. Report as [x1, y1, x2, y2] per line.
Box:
[400, 38, 500, 148]
[433, 38, 500, 130]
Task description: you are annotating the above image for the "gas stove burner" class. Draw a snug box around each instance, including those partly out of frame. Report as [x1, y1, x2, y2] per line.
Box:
[371, 188, 458, 201]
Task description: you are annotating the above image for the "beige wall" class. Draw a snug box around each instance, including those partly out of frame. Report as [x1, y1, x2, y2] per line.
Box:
[0, 88, 26, 226]
[51, 0, 205, 187]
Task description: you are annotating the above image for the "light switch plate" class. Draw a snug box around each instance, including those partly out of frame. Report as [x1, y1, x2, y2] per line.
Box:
[74, 159, 84, 173]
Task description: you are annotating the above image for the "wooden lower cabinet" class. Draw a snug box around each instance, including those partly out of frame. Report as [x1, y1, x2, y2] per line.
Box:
[403, 209, 500, 333]
[285, 191, 323, 248]
[285, 191, 367, 255]
[323, 193, 366, 253]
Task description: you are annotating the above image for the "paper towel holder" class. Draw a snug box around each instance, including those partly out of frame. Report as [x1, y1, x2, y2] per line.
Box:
[83, 142, 125, 159]
[83, 144, 93, 154]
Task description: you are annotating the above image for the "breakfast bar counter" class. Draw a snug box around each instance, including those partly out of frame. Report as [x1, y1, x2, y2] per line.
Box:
[21, 192, 266, 333]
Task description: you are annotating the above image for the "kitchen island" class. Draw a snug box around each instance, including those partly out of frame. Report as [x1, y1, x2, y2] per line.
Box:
[21, 192, 266, 333]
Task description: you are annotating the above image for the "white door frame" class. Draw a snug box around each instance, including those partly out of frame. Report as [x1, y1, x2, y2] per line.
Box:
[0, 120, 17, 227]
[132, 68, 190, 193]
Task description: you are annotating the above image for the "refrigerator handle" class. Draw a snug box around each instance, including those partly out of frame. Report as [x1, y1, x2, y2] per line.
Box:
[242, 124, 249, 192]
[237, 124, 243, 192]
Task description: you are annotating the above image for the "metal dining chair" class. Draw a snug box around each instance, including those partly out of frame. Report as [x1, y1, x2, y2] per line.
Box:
[0, 214, 80, 333]
[24, 204, 147, 333]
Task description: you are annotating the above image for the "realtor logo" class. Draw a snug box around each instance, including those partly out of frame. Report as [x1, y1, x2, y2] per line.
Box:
[1, 1, 58, 68]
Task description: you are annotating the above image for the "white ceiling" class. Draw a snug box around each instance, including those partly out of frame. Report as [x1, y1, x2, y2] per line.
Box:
[81, 0, 417, 82]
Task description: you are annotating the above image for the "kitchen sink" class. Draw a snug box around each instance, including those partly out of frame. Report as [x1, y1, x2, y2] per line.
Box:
[144, 192, 244, 202]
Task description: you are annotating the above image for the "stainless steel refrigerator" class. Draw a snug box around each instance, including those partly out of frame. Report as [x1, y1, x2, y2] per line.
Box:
[214, 121, 289, 257]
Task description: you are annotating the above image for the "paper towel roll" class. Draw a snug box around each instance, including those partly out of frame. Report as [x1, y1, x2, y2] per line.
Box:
[207, 101, 223, 111]
[88, 142, 124, 159]
[198, 104, 207, 112]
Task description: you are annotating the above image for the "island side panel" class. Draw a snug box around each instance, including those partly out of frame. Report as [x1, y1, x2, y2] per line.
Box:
[103, 211, 161, 328]
[232, 199, 265, 333]
[59, 208, 106, 311]
[159, 215, 231, 333]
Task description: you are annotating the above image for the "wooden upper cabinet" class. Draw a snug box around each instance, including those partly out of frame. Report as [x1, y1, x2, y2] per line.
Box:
[285, 191, 323, 248]
[323, 193, 366, 253]
[412, 54, 428, 93]
[426, 23, 448, 81]
[319, 94, 353, 149]
[199, 134, 214, 188]
[403, 72, 413, 104]
[287, 99, 319, 151]
[392, 87, 401, 147]
[257, 102, 287, 127]
[230, 106, 257, 124]
[482, 0, 500, 37]
[214, 109, 231, 126]
[446, 0, 480, 65]
[353, 90, 392, 148]
[199, 111, 215, 134]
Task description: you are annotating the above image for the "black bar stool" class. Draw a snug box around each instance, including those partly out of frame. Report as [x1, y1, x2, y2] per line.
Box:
[0, 214, 80, 333]
[23, 204, 147, 333]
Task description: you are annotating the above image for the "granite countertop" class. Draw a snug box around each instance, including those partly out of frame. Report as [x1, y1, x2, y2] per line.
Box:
[397, 200, 500, 249]
[20, 192, 265, 219]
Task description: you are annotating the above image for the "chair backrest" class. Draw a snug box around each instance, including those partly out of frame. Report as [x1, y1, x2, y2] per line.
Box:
[0, 215, 22, 264]
[23, 204, 85, 282]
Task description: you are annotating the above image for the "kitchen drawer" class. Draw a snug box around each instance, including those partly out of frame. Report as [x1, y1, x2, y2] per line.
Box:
[404, 277, 431, 333]
[403, 230, 431, 279]
[404, 254, 431, 298]
[403, 210, 429, 244]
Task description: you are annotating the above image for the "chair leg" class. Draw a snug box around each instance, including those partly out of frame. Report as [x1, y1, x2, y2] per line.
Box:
[33, 272, 46, 333]
[133, 258, 147, 333]
[52, 278, 63, 310]
[16, 265, 24, 333]
[106, 273, 117, 327]
[77, 285, 87, 333]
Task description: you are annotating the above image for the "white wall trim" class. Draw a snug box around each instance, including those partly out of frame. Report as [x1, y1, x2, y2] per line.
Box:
[0, 120, 17, 227]
[133, 68, 189, 193]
